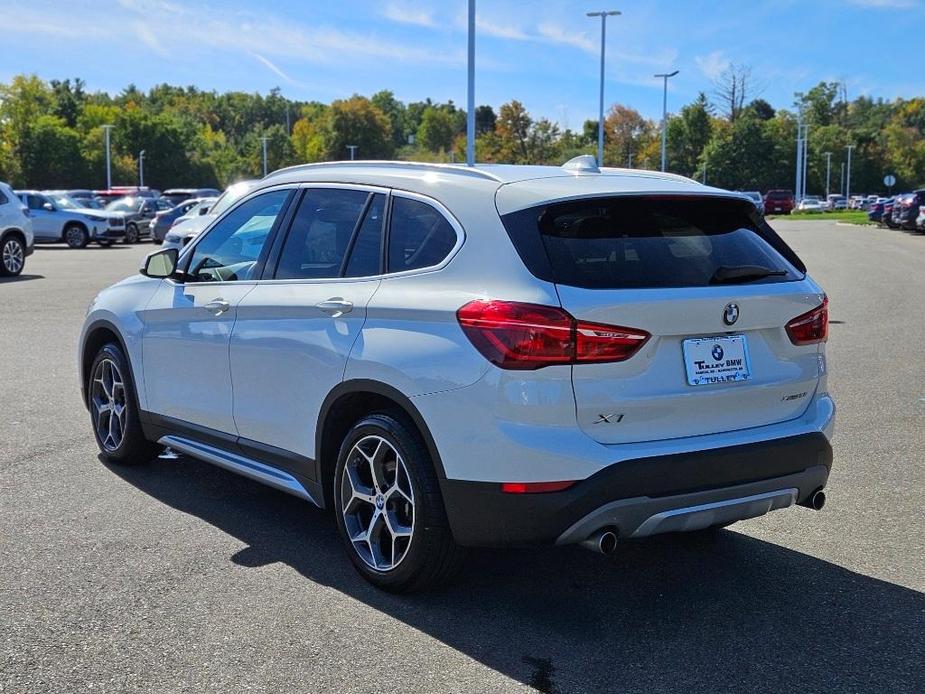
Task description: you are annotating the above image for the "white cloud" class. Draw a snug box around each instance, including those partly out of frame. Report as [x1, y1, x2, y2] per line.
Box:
[846, 0, 918, 8]
[536, 23, 596, 53]
[382, 2, 437, 28]
[694, 50, 731, 81]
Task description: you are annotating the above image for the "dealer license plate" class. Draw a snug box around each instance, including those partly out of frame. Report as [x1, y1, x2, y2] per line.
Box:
[682, 335, 751, 386]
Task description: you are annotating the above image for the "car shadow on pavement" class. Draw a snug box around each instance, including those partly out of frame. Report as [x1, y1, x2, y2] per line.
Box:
[109, 455, 924, 694]
[0, 273, 44, 283]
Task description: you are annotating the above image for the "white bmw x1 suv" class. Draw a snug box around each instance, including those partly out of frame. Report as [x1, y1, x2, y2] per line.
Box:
[79, 157, 834, 591]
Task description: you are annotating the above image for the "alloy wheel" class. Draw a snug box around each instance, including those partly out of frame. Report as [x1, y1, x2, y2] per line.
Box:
[340, 435, 415, 571]
[66, 226, 84, 247]
[2, 239, 24, 274]
[90, 358, 127, 452]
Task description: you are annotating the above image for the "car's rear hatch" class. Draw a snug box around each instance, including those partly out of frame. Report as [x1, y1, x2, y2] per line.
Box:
[498, 189, 825, 445]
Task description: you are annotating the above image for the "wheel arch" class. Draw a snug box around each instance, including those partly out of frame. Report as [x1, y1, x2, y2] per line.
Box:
[316, 379, 447, 509]
[1, 227, 26, 245]
[80, 319, 133, 410]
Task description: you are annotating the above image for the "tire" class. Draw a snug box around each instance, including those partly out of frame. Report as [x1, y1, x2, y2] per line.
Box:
[124, 223, 139, 244]
[87, 343, 159, 465]
[64, 223, 89, 249]
[0, 234, 25, 277]
[333, 412, 463, 592]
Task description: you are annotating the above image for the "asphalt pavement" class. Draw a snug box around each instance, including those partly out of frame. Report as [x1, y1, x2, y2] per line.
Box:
[1, 220, 923, 693]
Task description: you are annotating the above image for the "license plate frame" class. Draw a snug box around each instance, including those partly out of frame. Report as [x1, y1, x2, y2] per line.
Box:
[682, 335, 752, 386]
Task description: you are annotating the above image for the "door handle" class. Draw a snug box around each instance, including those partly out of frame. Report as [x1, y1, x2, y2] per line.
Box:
[315, 298, 353, 317]
[204, 298, 231, 316]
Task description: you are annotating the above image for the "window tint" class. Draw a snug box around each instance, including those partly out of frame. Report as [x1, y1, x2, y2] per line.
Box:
[186, 189, 289, 283]
[27, 195, 46, 210]
[345, 193, 385, 277]
[388, 197, 456, 272]
[501, 196, 803, 290]
[0, 189, 7, 205]
[275, 188, 368, 280]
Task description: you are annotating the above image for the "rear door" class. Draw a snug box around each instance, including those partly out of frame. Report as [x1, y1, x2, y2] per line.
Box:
[229, 186, 386, 461]
[500, 194, 825, 445]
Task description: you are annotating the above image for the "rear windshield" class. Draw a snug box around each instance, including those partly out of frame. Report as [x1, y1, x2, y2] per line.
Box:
[500, 196, 805, 290]
[766, 191, 793, 199]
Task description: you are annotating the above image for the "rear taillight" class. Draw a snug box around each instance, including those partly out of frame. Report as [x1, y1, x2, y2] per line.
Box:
[457, 300, 650, 370]
[786, 297, 828, 345]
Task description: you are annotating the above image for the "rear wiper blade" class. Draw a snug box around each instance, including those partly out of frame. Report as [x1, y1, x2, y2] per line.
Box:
[710, 265, 788, 284]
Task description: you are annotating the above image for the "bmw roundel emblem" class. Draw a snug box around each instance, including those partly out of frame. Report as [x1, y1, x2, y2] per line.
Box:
[712, 344, 725, 361]
[723, 303, 740, 326]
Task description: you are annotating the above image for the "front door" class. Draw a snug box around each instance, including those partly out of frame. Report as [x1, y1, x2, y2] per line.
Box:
[140, 188, 292, 435]
[25, 194, 57, 240]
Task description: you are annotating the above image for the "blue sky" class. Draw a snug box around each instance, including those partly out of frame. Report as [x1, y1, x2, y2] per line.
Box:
[2, 0, 923, 126]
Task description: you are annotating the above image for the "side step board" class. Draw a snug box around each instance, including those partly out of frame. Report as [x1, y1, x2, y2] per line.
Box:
[158, 435, 318, 505]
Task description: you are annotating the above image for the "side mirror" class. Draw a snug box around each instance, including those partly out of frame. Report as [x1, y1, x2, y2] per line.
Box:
[141, 248, 179, 279]
[43, 202, 54, 211]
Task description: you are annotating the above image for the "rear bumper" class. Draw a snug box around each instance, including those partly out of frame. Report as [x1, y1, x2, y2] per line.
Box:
[442, 432, 832, 547]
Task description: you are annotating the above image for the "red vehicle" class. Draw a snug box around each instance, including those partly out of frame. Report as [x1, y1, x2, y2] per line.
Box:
[93, 186, 159, 202]
[763, 189, 795, 214]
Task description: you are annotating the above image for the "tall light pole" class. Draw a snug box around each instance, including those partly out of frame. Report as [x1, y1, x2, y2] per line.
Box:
[794, 113, 803, 203]
[260, 136, 269, 176]
[138, 149, 145, 187]
[824, 151, 832, 199]
[845, 144, 855, 202]
[840, 162, 845, 196]
[346, 145, 358, 160]
[802, 125, 809, 199]
[101, 124, 114, 189]
[466, 0, 475, 167]
[587, 10, 621, 166]
[654, 69, 679, 172]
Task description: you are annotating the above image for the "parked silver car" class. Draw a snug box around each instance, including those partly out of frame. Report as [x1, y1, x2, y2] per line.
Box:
[16, 190, 125, 247]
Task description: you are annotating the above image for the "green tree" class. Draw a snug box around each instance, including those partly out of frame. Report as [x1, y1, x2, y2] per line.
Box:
[323, 96, 393, 160]
[18, 115, 86, 187]
[417, 107, 455, 153]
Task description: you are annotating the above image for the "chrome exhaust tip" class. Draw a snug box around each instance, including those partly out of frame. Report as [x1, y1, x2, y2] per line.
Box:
[579, 528, 618, 555]
[799, 489, 826, 511]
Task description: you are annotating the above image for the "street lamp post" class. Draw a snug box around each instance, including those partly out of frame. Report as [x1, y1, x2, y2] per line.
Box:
[587, 10, 621, 167]
[346, 145, 358, 161]
[654, 69, 679, 172]
[260, 137, 269, 176]
[466, 0, 475, 167]
[840, 162, 845, 196]
[845, 144, 855, 202]
[101, 124, 114, 189]
[824, 151, 832, 199]
[138, 150, 145, 187]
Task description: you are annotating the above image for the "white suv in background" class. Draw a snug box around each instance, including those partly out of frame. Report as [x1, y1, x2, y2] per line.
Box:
[0, 181, 33, 277]
[79, 158, 835, 591]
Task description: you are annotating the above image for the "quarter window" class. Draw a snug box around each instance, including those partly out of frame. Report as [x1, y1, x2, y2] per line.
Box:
[387, 197, 457, 272]
[275, 189, 369, 280]
[186, 189, 289, 283]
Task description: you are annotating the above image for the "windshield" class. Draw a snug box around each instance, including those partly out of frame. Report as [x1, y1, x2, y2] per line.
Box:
[105, 197, 140, 212]
[209, 182, 254, 217]
[49, 195, 82, 210]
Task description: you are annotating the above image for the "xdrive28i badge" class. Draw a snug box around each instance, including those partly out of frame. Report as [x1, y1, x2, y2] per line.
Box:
[723, 302, 740, 326]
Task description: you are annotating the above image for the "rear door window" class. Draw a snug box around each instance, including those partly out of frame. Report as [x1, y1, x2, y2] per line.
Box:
[501, 196, 804, 290]
[274, 188, 369, 280]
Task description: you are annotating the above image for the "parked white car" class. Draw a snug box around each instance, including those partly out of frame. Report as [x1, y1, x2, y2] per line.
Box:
[162, 181, 256, 251]
[825, 194, 847, 211]
[16, 190, 125, 247]
[1, 181, 33, 276]
[798, 197, 824, 213]
[79, 158, 834, 591]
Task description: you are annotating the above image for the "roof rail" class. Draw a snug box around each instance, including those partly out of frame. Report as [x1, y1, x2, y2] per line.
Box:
[598, 167, 700, 184]
[265, 160, 505, 183]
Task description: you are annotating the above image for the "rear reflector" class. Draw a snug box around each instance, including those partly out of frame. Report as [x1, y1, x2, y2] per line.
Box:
[457, 299, 649, 370]
[786, 297, 829, 345]
[501, 481, 576, 494]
